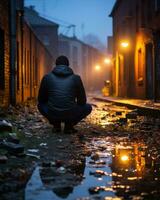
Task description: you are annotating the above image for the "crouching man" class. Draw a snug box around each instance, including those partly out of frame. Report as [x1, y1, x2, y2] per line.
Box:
[37, 55, 92, 133]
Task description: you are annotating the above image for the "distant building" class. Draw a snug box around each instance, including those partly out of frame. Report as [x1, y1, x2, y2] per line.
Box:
[59, 34, 106, 91]
[110, 0, 160, 100]
[25, 6, 59, 62]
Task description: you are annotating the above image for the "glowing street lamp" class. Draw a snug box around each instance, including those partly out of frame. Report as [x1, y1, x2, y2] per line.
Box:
[104, 58, 111, 64]
[121, 41, 129, 48]
[95, 64, 101, 71]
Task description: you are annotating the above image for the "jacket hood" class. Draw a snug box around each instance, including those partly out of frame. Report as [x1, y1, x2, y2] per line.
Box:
[52, 65, 73, 76]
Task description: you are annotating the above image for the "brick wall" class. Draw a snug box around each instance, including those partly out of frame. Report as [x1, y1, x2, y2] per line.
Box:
[0, 1, 54, 106]
[0, 0, 10, 106]
[21, 22, 53, 102]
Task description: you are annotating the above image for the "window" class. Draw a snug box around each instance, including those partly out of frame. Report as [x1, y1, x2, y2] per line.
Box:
[43, 35, 50, 46]
[141, 2, 146, 27]
[27, 50, 30, 85]
[138, 48, 143, 78]
[155, 0, 160, 11]
[0, 28, 5, 90]
[34, 57, 38, 85]
[16, 42, 20, 91]
[24, 48, 27, 85]
[33, 55, 38, 86]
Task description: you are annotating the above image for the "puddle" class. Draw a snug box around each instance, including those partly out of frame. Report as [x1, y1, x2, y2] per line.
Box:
[25, 166, 56, 200]
[26, 137, 160, 200]
[58, 140, 115, 200]
[25, 101, 160, 200]
[25, 139, 115, 200]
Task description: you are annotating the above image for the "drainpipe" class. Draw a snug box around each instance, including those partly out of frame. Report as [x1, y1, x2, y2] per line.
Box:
[9, 0, 16, 105]
[19, 1, 24, 102]
[30, 27, 32, 99]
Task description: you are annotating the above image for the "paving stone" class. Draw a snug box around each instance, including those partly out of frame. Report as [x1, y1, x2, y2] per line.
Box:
[0, 121, 12, 132]
[6, 135, 20, 144]
[0, 155, 8, 163]
[119, 118, 127, 123]
[2, 141, 24, 155]
[126, 112, 138, 119]
[42, 161, 51, 167]
[116, 111, 122, 115]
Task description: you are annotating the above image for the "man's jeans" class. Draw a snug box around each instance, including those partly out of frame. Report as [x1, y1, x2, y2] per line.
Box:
[37, 103, 92, 125]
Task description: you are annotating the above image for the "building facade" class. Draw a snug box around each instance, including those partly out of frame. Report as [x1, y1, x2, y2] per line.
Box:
[21, 22, 53, 102]
[110, 0, 160, 100]
[0, 0, 23, 106]
[0, 0, 53, 106]
[59, 34, 106, 91]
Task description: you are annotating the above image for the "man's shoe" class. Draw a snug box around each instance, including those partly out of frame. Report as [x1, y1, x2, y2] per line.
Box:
[71, 127, 78, 133]
[52, 127, 61, 133]
[63, 129, 71, 134]
[63, 127, 78, 134]
[51, 122, 61, 133]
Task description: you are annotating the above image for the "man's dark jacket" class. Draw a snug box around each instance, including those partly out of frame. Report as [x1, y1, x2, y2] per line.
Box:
[38, 65, 87, 112]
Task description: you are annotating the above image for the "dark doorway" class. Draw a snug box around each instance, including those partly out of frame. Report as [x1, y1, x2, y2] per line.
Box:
[155, 37, 160, 101]
[145, 43, 154, 99]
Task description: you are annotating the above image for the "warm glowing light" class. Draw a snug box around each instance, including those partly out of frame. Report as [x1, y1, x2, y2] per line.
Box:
[121, 155, 129, 161]
[104, 58, 111, 64]
[121, 41, 129, 48]
[95, 64, 101, 71]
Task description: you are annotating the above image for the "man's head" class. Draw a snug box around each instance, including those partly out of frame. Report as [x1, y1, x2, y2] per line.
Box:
[56, 56, 69, 66]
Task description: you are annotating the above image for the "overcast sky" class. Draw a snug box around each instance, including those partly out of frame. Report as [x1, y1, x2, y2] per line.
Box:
[25, 0, 116, 46]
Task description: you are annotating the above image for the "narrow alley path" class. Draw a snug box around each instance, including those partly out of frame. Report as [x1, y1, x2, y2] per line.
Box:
[1, 97, 160, 200]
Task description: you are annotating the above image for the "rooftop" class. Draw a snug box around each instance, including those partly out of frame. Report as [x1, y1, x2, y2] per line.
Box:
[24, 6, 59, 27]
[109, 0, 122, 17]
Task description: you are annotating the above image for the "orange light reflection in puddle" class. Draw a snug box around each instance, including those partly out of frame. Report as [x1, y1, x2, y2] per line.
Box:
[121, 155, 129, 162]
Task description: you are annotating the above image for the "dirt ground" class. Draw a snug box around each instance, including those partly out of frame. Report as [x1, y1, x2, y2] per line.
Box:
[1, 97, 160, 200]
